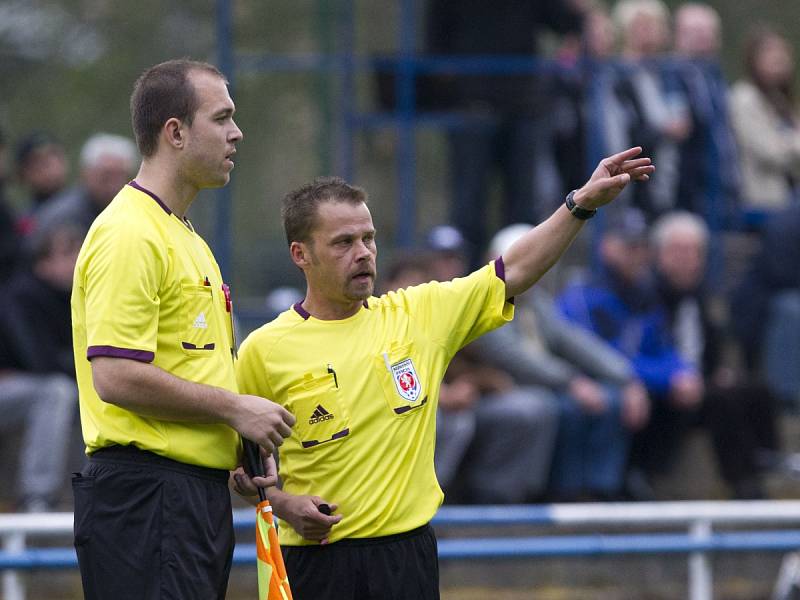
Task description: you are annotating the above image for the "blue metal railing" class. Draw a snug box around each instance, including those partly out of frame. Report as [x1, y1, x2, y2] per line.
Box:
[5, 501, 800, 600]
[5, 501, 800, 570]
[4, 530, 800, 570]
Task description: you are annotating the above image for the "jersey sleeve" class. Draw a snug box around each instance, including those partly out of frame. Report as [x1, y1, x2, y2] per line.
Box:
[81, 221, 163, 362]
[397, 258, 514, 357]
[236, 332, 275, 402]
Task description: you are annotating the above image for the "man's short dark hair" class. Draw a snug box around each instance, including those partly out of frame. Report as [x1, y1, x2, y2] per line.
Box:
[130, 59, 226, 157]
[281, 176, 368, 245]
[27, 221, 84, 264]
[14, 131, 63, 170]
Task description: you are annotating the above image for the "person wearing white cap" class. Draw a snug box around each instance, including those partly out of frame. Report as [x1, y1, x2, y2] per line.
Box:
[470, 224, 650, 500]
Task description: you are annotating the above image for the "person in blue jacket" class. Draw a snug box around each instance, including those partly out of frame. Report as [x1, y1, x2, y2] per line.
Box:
[557, 208, 702, 496]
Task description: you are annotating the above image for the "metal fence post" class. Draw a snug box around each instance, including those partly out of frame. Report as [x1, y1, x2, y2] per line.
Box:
[3, 532, 25, 600]
[395, 0, 417, 248]
[689, 519, 713, 600]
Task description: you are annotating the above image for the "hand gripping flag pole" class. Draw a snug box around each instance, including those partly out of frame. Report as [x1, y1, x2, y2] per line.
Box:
[243, 439, 293, 600]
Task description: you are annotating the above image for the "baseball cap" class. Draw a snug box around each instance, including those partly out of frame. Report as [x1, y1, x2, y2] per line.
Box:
[426, 224, 466, 254]
[605, 207, 649, 243]
[488, 223, 533, 257]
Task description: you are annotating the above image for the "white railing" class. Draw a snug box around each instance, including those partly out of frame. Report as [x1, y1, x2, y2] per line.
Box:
[4, 501, 800, 600]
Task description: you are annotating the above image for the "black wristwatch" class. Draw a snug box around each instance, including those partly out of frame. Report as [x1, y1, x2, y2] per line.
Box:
[565, 190, 597, 220]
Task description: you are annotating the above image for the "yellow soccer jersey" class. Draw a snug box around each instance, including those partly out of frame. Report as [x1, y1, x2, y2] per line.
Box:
[71, 182, 240, 470]
[236, 260, 513, 545]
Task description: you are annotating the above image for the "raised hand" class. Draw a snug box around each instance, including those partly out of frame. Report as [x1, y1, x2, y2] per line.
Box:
[574, 146, 655, 210]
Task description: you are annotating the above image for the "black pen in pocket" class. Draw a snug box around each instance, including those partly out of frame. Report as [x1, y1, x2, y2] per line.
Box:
[327, 364, 338, 388]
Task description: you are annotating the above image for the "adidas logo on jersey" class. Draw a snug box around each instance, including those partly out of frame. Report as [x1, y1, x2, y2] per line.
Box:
[192, 312, 208, 329]
[309, 404, 334, 425]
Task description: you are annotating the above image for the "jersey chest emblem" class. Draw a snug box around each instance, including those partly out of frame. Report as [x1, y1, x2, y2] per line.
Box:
[390, 358, 422, 402]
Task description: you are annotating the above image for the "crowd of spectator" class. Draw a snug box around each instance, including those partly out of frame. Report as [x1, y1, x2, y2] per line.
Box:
[2, 0, 800, 512]
[370, 0, 800, 502]
[0, 128, 138, 512]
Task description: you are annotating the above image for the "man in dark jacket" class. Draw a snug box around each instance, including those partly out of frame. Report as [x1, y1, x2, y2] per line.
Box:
[0, 221, 81, 511]
[426, 0, 587, 267]
[654, 211, 779, 498]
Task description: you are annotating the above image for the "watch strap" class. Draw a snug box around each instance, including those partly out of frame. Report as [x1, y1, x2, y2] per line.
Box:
[565, 190, 597, 220]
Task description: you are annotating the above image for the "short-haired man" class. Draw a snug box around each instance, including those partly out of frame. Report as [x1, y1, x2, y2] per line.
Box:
[71, 59, 295, 599]
[236, 148, 654, 599]
[14, 131, 69, 209]
[33, 132, 139, 237]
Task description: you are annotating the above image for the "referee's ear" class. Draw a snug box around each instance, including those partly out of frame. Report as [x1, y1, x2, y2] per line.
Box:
[163, 117, 185, 150]
[290, 240, 311, 270]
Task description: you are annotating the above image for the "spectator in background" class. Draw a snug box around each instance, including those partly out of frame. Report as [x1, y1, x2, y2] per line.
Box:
[33, 133, 138, 237]
[613, 0, 691, 219]
[551, 3, 621, 196]
[652, 211, 780, 498]
[264, 286, 304, 323]
[669, 3, 741, 222]
[732, 205, 800, 408]
[584, 3, 618, 60]
[473, 224, 649, 501]
[730, 26, 800, 212]
[0, 221, 82, 511]
[425, 0, 587, 267]
[557, 208, 702, 496]
[4, 221, 82, 377]
[382, 249, 433, 291]
[14, 131, 69, 213]
[425, 224, 472, 282]
[0, 128, 20, 283]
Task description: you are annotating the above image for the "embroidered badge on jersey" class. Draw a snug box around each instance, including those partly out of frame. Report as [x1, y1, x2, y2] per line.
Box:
[390, 358, 422, 402]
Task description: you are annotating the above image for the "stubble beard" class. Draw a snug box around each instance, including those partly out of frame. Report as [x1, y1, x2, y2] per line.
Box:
[345, 278, 374, 302]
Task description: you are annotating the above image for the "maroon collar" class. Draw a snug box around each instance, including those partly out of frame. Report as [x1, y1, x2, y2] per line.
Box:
[292, 299, 369, 321]
[128, 181, 193, 230]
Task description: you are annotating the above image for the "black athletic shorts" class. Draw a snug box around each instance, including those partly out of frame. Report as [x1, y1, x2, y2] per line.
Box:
[72, 445, 234, 600]
[282, 524, 439, 600]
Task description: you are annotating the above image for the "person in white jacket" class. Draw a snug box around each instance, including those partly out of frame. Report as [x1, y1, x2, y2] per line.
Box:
[730, 26, 800, 211]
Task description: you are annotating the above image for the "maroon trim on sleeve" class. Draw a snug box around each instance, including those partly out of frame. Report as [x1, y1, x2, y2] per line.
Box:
[87, 345, 155, 363]
[293, 302, 311, 320]
[494, 256, 506, 281]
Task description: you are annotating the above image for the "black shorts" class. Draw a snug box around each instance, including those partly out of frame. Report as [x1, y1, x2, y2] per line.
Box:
[72, 445, 234, 600]
[283, 524, 439, 600]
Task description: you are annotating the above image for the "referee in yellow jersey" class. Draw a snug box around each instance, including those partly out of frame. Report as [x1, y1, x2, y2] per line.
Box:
[235, 148, 654, 599]
[70, 59, 294, 599]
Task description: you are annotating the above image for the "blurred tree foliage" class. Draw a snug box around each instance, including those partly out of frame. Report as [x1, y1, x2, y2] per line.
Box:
[1, 0, 798, 301]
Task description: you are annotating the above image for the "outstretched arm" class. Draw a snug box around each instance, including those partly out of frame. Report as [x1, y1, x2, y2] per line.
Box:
[503, 147, 654, 299]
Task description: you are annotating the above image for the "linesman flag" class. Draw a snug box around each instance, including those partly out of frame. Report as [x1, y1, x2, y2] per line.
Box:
[244, 439, 293, 600]
[256, 499, 292, 600]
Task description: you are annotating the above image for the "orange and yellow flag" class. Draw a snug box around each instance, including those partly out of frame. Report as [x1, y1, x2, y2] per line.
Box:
[256, 500, 292, 600]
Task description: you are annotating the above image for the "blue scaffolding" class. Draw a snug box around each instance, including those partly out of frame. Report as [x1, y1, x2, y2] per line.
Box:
[213, 0, 730, 279]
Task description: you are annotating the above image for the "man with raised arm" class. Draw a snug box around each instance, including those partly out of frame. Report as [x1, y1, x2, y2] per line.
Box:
[237, 147, 653, 600]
